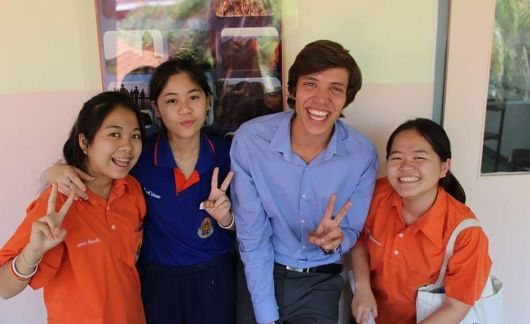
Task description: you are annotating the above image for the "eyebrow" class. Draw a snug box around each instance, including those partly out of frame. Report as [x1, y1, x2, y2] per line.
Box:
[162, 88, 202, 96]
[300, 76, 346, 87]
[389, 149, 429, 155]
[104, 125, 141, 131]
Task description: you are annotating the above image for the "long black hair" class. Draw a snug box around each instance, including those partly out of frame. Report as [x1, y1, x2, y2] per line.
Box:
[386, 118, 466, 203]
[149, 50, 212, 107]
[62, 91, 145, 172]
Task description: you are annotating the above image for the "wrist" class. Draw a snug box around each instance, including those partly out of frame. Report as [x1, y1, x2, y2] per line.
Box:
[320, 245, 339, 255]
[22, 246, 44, 266]
[11, 254, 39, 280]
[217, 211, 234, 229]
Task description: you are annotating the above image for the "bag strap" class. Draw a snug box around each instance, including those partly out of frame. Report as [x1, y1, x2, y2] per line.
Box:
[432, 218, 481, 288]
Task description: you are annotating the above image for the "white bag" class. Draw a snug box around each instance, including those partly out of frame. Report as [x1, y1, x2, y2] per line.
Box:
[416, 218, 503, 323]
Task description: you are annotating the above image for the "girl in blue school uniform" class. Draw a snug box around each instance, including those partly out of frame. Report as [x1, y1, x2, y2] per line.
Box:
[47, 52, 236, 324]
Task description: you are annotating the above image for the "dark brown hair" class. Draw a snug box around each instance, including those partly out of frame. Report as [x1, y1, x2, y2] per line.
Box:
[287, 40, 362, 109]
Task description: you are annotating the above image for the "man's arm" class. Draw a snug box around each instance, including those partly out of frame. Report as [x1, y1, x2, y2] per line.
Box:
[230, 136, 278, 324]
[340, 148, 378, 252]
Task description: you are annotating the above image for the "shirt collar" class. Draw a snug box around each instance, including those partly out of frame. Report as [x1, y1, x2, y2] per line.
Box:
[76, 177, 129, 210]
[268, 111, 295, 161]
[389, 186, 447, 247]
[415, 187, 447, 247]
[153, 132, 215, 174]
[153, 133, 176, 168]
[267, 111, 347, 162]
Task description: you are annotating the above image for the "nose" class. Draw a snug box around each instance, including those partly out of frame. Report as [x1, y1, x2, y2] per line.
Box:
[177, 100, 192, 114]
[398, 159, 414, 171]
[119, 137, 133, 151]
[314, 85, 329, 103]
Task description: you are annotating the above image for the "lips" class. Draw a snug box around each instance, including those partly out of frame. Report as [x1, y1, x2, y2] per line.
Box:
[179, 120, 195, 127]
[306, 108, 330, 121]
[398, 175, 420, 182]
[112, 157, 132, 168]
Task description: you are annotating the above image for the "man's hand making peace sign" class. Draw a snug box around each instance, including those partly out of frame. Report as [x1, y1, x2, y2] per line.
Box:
[308, 194, 352, 254]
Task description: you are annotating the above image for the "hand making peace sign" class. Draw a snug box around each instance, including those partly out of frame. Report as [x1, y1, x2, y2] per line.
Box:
[26, 182, 76, 258]
[308, 194, 352, 253]
[201, 167, 235, 228]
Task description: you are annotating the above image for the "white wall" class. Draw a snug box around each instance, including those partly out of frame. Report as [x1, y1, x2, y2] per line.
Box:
[444, 1, 530, 322]
[0, 1, 101, 323]
[283, 0, 438, 170]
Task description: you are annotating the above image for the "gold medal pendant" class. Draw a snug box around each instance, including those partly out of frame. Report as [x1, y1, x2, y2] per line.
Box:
[197, 217, 214, 238]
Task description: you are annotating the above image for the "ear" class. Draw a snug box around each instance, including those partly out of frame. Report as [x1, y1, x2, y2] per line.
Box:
[206, 95, 212, 113]
[152, 100, 160, 118]
[78, 133, 88, 155]
[440, 158, 451, 178]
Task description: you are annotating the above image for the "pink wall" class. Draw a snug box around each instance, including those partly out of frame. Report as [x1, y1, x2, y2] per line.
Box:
[0, 90, 98, 322]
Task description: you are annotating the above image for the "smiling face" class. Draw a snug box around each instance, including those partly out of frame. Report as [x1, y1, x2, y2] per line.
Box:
[386, 129, 450, 206]
[81, 106, 142, 182]
[291, 67, 348, 142]
[153, 72, 209, 142]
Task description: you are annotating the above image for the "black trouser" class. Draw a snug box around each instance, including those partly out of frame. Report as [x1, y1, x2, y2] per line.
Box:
[237, 262, 344, 324]
[138, 253, 236, 324]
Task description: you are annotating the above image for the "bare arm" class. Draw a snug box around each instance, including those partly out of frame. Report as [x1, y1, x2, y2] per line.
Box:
[45, 164, 94, 200]
[419, 295, 471, 324]
[351, 244, 378, 324]
[0, 184, 75, 299]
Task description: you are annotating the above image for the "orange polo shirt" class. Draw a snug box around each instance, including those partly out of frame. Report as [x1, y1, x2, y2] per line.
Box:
[0, 175, 146, 324]
[357, 178, 491, 324]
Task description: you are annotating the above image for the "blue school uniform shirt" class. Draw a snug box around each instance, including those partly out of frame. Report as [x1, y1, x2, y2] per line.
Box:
[132, 131, 233, 267]
[230, 111, 378, 323]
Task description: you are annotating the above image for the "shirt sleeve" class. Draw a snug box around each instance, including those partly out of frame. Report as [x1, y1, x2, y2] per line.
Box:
[230, 135, 278, 323]
[0, 190, 65, 290]
[340, 146, 378, 253]
[444, 226, 492, 305]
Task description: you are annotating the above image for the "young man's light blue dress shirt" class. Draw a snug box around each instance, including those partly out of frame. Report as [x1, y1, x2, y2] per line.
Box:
[230, 111, 378, 323]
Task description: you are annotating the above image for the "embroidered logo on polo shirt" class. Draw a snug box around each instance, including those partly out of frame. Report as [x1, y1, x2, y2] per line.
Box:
[76, 237, 101, 248]
[143, 188, 161, 199]
[368, 234, 382, 246]
[367, 230, 382, 246]
[198, 217, 214, 238]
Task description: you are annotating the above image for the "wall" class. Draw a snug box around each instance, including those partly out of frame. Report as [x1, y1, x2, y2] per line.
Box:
[283, 0, 438, 168]
[0, 1, 101, 322]
[444, 1, 530, 322]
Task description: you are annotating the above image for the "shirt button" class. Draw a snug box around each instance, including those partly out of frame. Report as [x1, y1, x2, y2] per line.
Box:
[300, 219, 305, 224]
[301, 193, 306, 199]
[302, 245, 306, 250]
[106, 206, 110, 210]
[393, 250, 399, 256]
[111, 225, 116, 230]
[398, 233, 404, 238]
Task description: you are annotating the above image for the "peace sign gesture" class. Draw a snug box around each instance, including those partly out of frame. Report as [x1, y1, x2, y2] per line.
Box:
[308, 195, 352, 253]
[26, 182, 75, 259]
[201, 167, 235, 228]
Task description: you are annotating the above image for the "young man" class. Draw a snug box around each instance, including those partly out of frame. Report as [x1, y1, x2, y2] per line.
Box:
[230, 40, 378, 324]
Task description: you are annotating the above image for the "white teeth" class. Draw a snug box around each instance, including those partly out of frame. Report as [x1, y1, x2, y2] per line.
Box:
[398, 176, 420, 182]
[307, 108, 329, 121]
[112, 157, 130, 167]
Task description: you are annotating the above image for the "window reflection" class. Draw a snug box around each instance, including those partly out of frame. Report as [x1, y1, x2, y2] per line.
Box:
[482, 0, 530, 173]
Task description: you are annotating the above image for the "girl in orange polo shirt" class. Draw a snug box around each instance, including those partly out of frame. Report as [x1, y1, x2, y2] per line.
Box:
[351, 118, 492, 324]
[0, 92, 147, 323]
